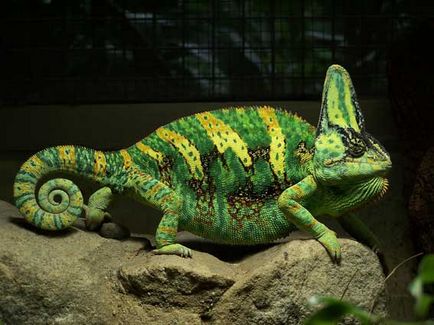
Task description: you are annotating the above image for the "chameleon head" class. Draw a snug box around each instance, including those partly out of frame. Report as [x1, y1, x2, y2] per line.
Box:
[312, 65, 392, 185]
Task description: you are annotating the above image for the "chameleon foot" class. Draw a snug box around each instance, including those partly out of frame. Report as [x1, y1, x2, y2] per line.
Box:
[84, 187, 113, 230]
[317, 231, 341, 263]
[153, 244, 192, 258]
[83, 206, 111, 230]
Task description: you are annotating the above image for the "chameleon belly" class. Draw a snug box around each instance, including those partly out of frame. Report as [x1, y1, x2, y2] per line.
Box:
[179, 190, 296, 244]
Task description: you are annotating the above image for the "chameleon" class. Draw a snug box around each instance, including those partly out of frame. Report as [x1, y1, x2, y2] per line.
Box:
[13, 65, 391, 262]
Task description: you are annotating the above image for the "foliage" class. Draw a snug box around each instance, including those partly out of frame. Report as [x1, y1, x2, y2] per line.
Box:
[409, 255, 434, 319]
[305, 296, 378, 325]
[305, 254, 434, 325]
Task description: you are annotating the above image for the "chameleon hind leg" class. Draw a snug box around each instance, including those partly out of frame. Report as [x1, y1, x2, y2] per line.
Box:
[83, 187, 113, 230]
[339, 213, 388, 273]
[339, 213, 381, 253]
[277, 175, 341, 262]
[130, 170, 191, 258]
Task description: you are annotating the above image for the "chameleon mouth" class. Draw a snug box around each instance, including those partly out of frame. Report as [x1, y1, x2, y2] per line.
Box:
[323, 157, 381, 166]
[324, 157, 392, 176]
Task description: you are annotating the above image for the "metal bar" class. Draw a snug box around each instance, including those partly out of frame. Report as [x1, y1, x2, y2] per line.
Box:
[270, 0, 276, 96]
[211, 0, 216, 97]
[300, 0, 305, 97]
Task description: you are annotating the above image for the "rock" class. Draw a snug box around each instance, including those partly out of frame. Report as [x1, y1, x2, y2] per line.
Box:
[0, 200, 388, 324]
[210, 240, 387, 324]
[409, 146, 434, 253]
[118, 251, 236, 315]
[0, 201, 185, 325]
[99, 222, 131, 240]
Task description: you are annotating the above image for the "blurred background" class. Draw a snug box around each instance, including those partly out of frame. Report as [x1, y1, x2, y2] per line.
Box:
[1, 0, 433, 320]
[0, 0, 425, 103]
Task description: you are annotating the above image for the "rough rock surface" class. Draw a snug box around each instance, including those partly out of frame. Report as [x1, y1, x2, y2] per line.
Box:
[0, 200, 387, 324]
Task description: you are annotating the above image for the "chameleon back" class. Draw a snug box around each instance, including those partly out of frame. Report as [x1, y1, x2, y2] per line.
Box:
[126, 106, 316, 244]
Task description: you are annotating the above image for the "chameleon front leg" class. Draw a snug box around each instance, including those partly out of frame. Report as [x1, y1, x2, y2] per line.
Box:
[129, 169, 191, 258]
[83, 187, 113, 230]
[277, 175, 341, 262]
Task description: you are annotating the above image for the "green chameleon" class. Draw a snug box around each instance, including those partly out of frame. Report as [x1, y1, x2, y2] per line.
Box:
[13, 65, 391, 262]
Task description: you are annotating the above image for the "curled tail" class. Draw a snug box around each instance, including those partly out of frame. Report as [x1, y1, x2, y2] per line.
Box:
[13, 145, 127, 230]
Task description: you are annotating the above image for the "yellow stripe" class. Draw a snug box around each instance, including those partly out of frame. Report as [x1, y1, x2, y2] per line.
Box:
[258, 106, 286, 179]
[342, 72, 360, 130]
[135, 142, 164, 163]
[325, 72, 360, 132]
[158, 226, 178, 236]
[40, 213, 56, 230]
[22, 155, 45, 178]
[93, 150, 107, 176]
[120, 149, 133, 170]
[147, 181, 165, 197]
[196, 111, 252, 167]
[156, 127, 204, 179]
[14, 181, 35, 197]
[20, 201, 37, 217]
[20, 200, 55, 228]
[58, 145, 76, 170]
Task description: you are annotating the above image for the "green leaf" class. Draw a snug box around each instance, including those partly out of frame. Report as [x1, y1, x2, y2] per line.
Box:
[419, 255, 434, 282]
[304, 296, 378, 325]
[409, 279, 423, 297]
[409, 254, 434, 318]
[414, 295, 434, 320]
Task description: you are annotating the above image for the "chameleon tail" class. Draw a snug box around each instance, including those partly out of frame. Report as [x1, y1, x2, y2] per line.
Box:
[13, 145, 117, 230]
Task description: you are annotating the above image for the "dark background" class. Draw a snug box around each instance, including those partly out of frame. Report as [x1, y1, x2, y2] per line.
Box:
[1, 0, 430, 104]
[1, 0, 434, 320]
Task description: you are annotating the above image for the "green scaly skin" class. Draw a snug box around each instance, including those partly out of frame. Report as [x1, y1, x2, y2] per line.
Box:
[13, 65, 392, 262]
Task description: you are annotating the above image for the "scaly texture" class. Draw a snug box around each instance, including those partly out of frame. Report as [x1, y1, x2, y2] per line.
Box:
[13, 65, 392, 262]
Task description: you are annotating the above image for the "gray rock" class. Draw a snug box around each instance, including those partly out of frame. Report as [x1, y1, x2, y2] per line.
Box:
[0, 200, 387, 324]
[210, 240, 387, 324]
[99, 222, 131, 240]
[118, 251, 236, 315]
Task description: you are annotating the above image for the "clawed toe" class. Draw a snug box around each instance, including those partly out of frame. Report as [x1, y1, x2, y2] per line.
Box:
[153, 244, 192, 258]
[317, 231, 341, 264]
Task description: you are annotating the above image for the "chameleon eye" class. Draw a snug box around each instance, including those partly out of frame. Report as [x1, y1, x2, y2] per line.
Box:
[342, 128, 366, 158]
[348, 142, 365, 157]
